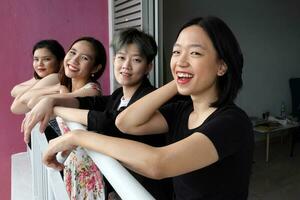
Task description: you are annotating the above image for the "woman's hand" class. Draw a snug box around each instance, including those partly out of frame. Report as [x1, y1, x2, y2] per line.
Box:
[21, 97, 55, 143]
[59, 85, 69, 94]
[43, 133, 77, 170]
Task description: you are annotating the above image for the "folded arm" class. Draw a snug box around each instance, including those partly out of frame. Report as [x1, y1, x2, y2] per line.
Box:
[116, 80, 178, 135]
[11, 74, 60, 114]
[22, 96, 80, 143]
[53, 107, 89, 125]
[11, 78, 37, 98]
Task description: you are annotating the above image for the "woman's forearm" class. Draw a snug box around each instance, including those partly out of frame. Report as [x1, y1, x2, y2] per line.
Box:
[10, 96, 31, 114]
[72, 131, 163, 179]
[20, 85, 60, 105]
[54, 107, 88, 125]
[116, 80, 177, 132]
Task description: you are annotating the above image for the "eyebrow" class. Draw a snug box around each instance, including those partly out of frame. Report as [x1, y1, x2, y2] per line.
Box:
[33, 55, 53, 58]
[173, 43, 207, 50]
[116, 51, 142, 57]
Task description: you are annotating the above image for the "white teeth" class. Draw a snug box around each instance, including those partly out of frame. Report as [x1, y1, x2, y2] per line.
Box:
[177, 72, 193, 78]
[68, 64, 78, 71]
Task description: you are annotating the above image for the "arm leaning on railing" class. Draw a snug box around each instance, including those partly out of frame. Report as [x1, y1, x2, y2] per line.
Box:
[30, 120, 155, 200]
[66, 121, 155, 200]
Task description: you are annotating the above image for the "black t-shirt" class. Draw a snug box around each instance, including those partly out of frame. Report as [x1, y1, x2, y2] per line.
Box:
[160, 100, 254, 200]
[77, 78, 173, 199]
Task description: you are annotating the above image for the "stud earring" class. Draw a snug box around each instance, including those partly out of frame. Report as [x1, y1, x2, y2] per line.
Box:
[91, 73, 94, 77]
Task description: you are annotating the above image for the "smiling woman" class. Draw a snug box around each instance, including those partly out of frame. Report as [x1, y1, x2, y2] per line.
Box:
[21, 28, 175, 200]
[10, 40, 65, 114]
[11, 40, 65, 98]
[39, 16, 253, 200]
[10, 37, 106, 115]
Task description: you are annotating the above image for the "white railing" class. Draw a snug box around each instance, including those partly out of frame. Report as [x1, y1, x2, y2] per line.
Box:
[29, 124, 69, 200]
[30, 121, 155, 200]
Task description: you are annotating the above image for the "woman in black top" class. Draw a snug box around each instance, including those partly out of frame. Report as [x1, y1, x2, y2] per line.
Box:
[23, 28, 172, 199]
[42, 16, 254, 200]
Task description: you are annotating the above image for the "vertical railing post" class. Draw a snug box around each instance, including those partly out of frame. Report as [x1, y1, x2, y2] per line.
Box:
[30, 124, 68, 200]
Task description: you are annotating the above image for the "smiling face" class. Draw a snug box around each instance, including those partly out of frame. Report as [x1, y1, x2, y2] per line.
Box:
[114, 43, 151, 88]
[33, 48, 59, 78]
[171, 25, 227, 98]
[63, 40, 97, 82]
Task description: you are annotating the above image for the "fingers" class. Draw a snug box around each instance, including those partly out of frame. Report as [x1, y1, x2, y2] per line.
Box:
[23, 114, 36, 143]
[21, 116, 26, 133]
[39, 114, 50, 133]
[43, 139, 65, 171]
[61, 150, 71, 157]
[43, 153, 64, 171]
[23, 112, 43, 143]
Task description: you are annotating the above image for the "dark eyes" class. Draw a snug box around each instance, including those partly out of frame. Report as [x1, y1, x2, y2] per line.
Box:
[133, 58, 142, 63]
[33, 57, 52, 62]
[191, 52, 202, 56]
[117, 55, 125, 60]
[81, 55, 89, 61]
[68, 50, 90, 62]
[69, 50, 76, 55]
[172, 50, 202, 56]
[172, 50, 180, 55]
[116, 55, 142, 63]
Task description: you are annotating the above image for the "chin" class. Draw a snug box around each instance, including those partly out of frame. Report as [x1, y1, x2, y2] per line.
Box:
[177, 87, 191, 96]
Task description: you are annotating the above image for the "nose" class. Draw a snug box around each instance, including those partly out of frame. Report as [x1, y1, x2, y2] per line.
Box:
[176, 53, 189, 68]
[121, 58, 131, 70]
[37, 59, 44, 66]
[69, 55, 80, 64]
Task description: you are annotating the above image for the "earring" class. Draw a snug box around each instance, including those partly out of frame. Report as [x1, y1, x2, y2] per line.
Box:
[91, 73, 94, 77]
[218, 71, 225, 76]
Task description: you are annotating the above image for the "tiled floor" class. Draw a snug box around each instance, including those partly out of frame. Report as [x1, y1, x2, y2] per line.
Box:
[248, 136, 300, 200]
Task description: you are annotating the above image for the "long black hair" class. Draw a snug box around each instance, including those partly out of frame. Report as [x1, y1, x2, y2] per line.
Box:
[177, 16, 243, 107]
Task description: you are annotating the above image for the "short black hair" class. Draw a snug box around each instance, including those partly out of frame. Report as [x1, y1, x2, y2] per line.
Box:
[32, 39, 65, 79]
[59, 37, 107, 90]
[177, 16, 243, 107]
[111, 28, 157, 64]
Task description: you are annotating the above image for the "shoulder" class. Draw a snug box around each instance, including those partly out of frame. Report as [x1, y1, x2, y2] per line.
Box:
[83, 82, 102, 92]
[214, 104, 250, 123]
[160, 99, 192, 120]
[139, 78, 156, 94]
[202, 104, 252, 134]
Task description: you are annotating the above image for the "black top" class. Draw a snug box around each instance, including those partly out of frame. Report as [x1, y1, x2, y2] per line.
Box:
[160, 100, 254, 200]
[77, 78, 173, 199]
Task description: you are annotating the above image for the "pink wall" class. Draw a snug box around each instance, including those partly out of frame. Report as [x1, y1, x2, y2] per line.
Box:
[0, 1, 109, 199]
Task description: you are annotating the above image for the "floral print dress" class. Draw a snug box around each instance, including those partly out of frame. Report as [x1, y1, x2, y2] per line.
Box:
[64, 148, 105, 200]
[62, 82, 105, 200]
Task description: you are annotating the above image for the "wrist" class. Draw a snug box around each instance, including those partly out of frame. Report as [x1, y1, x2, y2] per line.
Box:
[69, 130, 82, 146]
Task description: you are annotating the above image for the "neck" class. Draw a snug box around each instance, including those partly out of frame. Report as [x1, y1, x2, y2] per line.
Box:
[122, 82, 142, 100]
[191, 87, 218, 114]
[71, 78, 89, 92]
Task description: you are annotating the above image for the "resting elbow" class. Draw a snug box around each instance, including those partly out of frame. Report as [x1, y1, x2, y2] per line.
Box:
[147, 166, 164, 180]
[10, 104, 16, 114]
[10, 104, 22, 114]
[143, 153, 166, 180]
[115, 114, 130, 133]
